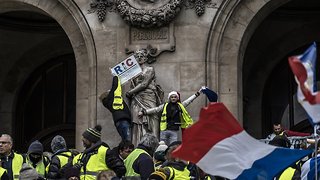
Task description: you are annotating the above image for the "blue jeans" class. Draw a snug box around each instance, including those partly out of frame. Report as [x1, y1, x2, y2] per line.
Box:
[115, 120, 131, 141]
[160, 130, 178, 145]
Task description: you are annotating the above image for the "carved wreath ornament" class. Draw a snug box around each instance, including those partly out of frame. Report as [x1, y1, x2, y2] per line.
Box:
[115, 0, 184, 28]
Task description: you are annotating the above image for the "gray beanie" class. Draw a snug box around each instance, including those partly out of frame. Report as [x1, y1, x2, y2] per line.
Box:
[19, 163, 39, 180]
[82, 125, 102, 143]
[138, 133, 159, 154]
[51, 135, 67, 153]
[28, 140, 43, 154]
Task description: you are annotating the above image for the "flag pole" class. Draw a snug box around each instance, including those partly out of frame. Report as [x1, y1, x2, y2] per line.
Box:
[314, 125, 318, 180]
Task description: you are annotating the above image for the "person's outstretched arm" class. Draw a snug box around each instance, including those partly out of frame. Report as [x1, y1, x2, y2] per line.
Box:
[182, 90, 201, 107]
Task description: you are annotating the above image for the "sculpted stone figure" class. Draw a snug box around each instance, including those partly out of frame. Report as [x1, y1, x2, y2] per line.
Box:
[126, 49, 163, 146]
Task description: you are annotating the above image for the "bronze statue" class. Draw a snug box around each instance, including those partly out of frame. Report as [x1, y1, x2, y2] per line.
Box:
[126, 49, 163, 146]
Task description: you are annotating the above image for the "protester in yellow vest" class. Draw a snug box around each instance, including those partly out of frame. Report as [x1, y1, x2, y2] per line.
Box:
[72, 125, 126, 180]
[139, 90, 201, 145]
[158, 141, 192, 180]
[0, 134, 24, 180]
[100, 76, 132, 141]
[47, 135, 74, 179]
[124, 133, 158, 180]
[25, 140, 49, 179]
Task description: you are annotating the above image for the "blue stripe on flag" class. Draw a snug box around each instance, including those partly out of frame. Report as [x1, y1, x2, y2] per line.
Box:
[306, 156, 320, 180]
[237, 148, 312, 180]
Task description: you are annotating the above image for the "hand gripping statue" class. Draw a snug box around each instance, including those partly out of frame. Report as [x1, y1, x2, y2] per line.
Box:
[126, 49, 163, 146]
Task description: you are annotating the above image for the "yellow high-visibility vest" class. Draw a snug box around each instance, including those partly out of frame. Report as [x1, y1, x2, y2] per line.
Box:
[113, 76, 124, 110]
[0, 167, 6, 178]
[73, 146, 109, 180]
[124, 148, 152, 177]
[12, 153, 24, 180]
[166, 165, 191, 180]
[160, 102, 193, 131]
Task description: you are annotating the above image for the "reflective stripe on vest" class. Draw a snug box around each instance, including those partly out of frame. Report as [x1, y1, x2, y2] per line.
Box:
[12, 153, 24, 180]
[113, 76, 124, 110]
[124, 148, 151, 177]
[0, 167, 6, 178]
[74, 146, 109, 180]
[279, 167, 296, 180]
[160, 102, 193, 131]
[167, 166, 191, 180]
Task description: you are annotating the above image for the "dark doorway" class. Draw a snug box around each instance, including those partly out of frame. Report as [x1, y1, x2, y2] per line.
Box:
[15, 54, 76, 152]
[243, 0, 320, 138]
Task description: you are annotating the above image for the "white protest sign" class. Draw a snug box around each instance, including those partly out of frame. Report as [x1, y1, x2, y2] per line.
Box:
[110, 55, 142, 84]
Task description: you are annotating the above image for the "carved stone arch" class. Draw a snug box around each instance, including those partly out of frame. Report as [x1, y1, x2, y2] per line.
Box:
[0, 0, 97, 149]
[206, 0, 290, 133]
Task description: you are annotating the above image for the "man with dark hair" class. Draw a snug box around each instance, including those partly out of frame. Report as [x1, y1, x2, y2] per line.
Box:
[0, 134, 24, 180]
[100, 76, 132, 141]
[72, 125, 126, 179]
[266, 123, 310, 141]
[110, 140, 134, 161]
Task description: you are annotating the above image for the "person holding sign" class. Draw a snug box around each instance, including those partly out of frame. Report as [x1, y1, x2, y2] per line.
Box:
[126, 49, 164, 146]
[100, 76, 132, 141]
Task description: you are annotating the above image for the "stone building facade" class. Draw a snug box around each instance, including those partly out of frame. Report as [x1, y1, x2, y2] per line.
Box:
[0, 0, 317, 151]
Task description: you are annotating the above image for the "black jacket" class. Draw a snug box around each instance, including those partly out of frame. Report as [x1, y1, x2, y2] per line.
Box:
[132, 145, 155, 180]
[47, 150, 73, 179]
[76, 141, 126, 178]
[102, 76, 131, 124]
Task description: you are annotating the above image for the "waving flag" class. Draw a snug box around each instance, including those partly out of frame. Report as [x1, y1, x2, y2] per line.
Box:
[288, 42, 320, 124]
[301, 155, 320, 180]
[172, 103, 312, 180]
[201, 86, 218, 102]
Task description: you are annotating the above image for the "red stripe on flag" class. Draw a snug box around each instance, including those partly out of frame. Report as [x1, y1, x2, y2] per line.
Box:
[288, 56, 320, 104]
[172, 102, 243, 163]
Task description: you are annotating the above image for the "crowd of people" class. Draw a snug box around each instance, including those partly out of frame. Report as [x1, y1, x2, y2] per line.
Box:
[263, 123, 320, 179]
[1, 50, 317, 179]
[0, 129, 220, 180]
[0, 74, 211, 180]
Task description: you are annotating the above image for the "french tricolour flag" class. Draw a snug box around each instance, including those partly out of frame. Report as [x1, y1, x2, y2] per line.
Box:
[288, 42, 320, 124]
[172, 103, 312, 180]
[301, 155, 320, 180]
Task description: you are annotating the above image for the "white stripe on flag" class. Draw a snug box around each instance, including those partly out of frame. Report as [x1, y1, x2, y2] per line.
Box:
[197, 131, 276, 179]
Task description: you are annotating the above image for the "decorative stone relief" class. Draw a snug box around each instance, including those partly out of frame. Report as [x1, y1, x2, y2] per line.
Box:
[88, 0, 218, 23]
[88, 0, 115, 22]
[184, 0, 218, 16]
[115, 0, 184, 28]
[125, 23, 175, 58]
